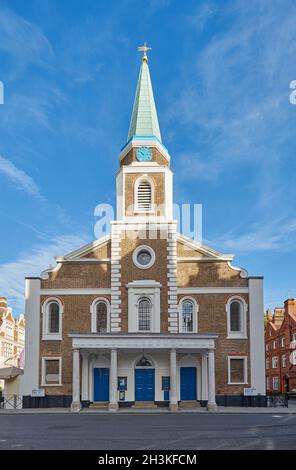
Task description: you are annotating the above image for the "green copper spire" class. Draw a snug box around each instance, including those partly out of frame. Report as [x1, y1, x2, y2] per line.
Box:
[128, 46, 162, 142]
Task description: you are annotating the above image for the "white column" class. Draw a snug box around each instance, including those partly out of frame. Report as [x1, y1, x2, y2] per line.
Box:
[207, 349, 217, 411]
[169, 348, 178, 411]
[201, 354, 208, 401]
[109, 349, 118, 411]
[71, 349, 81, 412]
[81, 353, 89, 402]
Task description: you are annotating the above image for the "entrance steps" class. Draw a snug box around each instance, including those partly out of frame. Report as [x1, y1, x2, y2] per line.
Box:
[179, 400, 201, 409]
[89, 402, 109, 409]
[132, 401, 158, 410]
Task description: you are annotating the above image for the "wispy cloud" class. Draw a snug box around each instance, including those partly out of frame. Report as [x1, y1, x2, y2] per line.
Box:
[0, 6, 53, 70]
[0, 155, 42, 198]
[0, 233, 89, 313]
[215, 217, 296, 253]
[187, 2, 217, 30]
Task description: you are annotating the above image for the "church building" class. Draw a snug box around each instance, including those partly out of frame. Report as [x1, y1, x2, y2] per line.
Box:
[22, 46, 266, 411]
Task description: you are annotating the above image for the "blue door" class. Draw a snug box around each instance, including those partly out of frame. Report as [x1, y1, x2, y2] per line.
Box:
[135, 369, 155, 401]
[180, 367, 197, 400]
[94, 368, 109, 401]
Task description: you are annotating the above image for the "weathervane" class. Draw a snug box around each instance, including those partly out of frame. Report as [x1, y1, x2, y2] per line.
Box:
[138, 42, 152, 62]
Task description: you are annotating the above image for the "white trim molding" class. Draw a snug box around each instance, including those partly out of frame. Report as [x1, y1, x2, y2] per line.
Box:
[90, 297, 111, 333]
[41, 297, 63, 341]
[226, 296, 248, 339]
[41, 356, 62, 387]
[178, 296, 199, 333]
[40, 288, 112, 295]
[178, 287, 249, 294]
[227, 356, 248, 385]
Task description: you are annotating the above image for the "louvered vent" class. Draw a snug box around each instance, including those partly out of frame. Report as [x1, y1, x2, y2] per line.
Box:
[137, 181, 151, 211]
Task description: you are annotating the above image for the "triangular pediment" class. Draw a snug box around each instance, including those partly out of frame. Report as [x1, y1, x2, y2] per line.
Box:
[176, 233, 233, 260]
[57, 235, 111, 261]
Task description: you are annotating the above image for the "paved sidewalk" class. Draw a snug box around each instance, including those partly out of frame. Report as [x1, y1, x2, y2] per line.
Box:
[1, 405, 296, 414]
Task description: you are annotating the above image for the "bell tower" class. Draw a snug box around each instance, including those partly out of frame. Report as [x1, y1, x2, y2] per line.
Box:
[116, 44, 173, 223]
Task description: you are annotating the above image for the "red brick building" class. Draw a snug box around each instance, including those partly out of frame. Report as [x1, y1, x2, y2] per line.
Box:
[265, 299, 296, 394]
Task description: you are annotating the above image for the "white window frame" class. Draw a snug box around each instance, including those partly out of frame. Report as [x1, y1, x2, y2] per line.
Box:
[272, 376, 279, 390]
[41, 356, 62, 386]
[281, 337, 285, 348]
[90, 298, 110, 333]
[134, 175, 155, 213]
[137, 297, 152, 332]
[272, 356, 278, 368]
[228, 356, 248, 385]
[226, 296, 248, 339]
[273, 340, 277, 349]
[132, 245, 156, 270]
[266, 344, 269, 351]
[42, 297, 63, 340]
[282, 354, 286, 367]
[178, 297, 198, 333]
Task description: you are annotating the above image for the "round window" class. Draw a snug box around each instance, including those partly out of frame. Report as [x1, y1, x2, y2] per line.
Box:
[133, 245, 155, 269]
[137, 249, 152, 266]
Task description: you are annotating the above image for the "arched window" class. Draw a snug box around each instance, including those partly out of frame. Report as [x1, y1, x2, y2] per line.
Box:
[182, 300, 194, 332]
[90, 298, 110, 333]
[230, 301, 242, 332]
[226, 297, 247, 339]
[48, 302, 60, 333]
[178, 298, 198, 333]
[138, 298, 151, 331]
[42, 298, 63, 340]
[136, 179, 152, 212]
[96, 301, 107, 333]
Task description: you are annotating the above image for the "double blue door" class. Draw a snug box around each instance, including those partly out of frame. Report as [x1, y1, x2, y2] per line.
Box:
[180, 367, 197, 400]
[135, 369, 155, 401]
[94, 368, 109, 401]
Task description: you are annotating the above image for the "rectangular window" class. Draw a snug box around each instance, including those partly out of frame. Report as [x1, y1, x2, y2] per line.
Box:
[282, 355, 286, 367]
[266, 358, 269, 369]
[42, 358, 62, 386]
[266, 344, 269, 352]
[272, 356, 278, 368]
[228, 357, 247, 384]
[273, 340, 277, 349]
[292, 333, 296, 342]
[273, 376, 279, 390]
[281, 337, 285, 348]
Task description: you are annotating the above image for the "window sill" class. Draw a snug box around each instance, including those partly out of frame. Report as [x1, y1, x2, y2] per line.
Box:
[227, 382, 248, 385]
[42, 336, 62, 341]
[226, 335, 248, 340]
[41, 383, 63, 387]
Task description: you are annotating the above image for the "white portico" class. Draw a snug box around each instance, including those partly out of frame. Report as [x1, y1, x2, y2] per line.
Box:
[69, 333, 218, 412]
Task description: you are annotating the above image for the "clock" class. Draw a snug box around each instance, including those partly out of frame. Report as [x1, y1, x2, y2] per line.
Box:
[136, 146, 152, 162]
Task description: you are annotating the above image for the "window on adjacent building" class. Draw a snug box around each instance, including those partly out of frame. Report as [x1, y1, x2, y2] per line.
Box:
[226, 298, 247, 339]
[136, 180, 152, 212]
[273, 376, 279, 390]
[138, 298, 151, 331]
[266, 344, 269, 352]
[273, 340, 277, 349]
[282, 354, 287, 368]
[42, 357, 62, 386]
[292, 333, 296, 342]
[266, 377, 270, 390]
[266, 358, 270, 369]
[228, 357, 247, 384]
[96, 301, 107, 333]
[281, 337, 285, 348]
[272, 356, 278, 368]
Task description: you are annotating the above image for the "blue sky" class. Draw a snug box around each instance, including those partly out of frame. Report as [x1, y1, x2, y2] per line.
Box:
[0, 0, 296, 314]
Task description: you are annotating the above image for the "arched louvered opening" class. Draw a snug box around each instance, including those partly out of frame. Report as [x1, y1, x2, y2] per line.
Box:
[137, 180, 152, 212]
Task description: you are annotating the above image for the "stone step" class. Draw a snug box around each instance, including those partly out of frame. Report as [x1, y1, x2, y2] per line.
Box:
[179, 400, 201, 408]
[89, 402, 109, 408]
[132, 401, 158, 409]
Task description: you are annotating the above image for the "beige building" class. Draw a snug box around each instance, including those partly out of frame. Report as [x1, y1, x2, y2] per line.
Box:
[0, 297, 25, 391]
[22, 49, 265, 411]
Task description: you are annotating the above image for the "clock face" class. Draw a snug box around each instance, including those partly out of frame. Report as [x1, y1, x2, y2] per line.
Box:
[136, 146, 152, 162]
